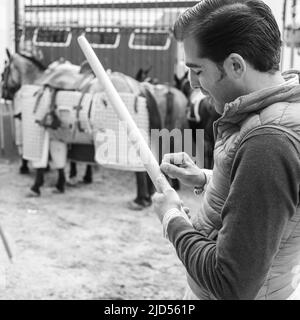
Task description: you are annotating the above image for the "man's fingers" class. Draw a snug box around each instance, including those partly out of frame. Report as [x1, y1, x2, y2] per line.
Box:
[162, 152, 190, 166]
[183, 207, 190, 215]
[161, 163, 185, 179]
[183, 207, 191, 219]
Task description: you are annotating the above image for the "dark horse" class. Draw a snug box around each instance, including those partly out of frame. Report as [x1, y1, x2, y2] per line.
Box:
[174, 73, 220, 169]
[2, 52, 189, 209]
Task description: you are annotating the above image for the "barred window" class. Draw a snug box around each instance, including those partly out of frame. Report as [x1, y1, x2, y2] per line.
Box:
[129, 30, 171, 50]
[85, 28, 120, 49]
[34, 28, 72, 47]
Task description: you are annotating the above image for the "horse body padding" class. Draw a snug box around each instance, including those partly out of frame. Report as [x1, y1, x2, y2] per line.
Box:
[15, 85, 52, 162]
[92, 93, 150, 172]
[51, 90, 94, 144]
[15, 84, 152, 171]
[31, 131, 50, 169]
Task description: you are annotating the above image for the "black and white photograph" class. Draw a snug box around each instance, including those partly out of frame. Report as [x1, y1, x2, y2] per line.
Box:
[0, 0, 299, 303]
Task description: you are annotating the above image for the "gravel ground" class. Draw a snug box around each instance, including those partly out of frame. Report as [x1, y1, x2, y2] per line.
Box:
[0, 160, 200, 300]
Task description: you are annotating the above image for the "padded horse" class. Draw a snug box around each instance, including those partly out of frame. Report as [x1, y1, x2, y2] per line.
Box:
[3, 53, 189, 208]
[1, 51, 92, 195]
[80, 64, 189, 210]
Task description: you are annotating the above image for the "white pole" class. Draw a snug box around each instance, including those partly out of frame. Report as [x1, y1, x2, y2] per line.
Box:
[78, 36, 172, 194]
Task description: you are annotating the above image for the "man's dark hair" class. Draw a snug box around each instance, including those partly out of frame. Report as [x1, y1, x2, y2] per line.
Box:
[174, 0, 282, 73]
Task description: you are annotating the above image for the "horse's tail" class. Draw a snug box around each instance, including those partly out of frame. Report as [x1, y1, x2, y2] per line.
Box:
[165, 88, 174, 130]
[139, 83, 162, 131]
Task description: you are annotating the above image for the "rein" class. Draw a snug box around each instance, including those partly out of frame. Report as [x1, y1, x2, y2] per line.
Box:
[19, 53, 47, 71]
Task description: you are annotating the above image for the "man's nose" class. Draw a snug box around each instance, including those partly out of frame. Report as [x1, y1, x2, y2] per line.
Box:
[188, 69, 201, 89]
[188, 70, 210, 97]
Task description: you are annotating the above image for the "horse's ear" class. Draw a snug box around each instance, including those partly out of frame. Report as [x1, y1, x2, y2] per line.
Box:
[6, 48, 11, 60]
[174, 74, 180, 87]
[135, 68, 143, 81]
[146, 65, 152, 74]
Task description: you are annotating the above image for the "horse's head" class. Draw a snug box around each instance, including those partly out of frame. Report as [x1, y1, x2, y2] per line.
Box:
[174, 71, 191, 98]
[1, 49, 22, 100]
[135, 66, 153, 83]
[1, 49, 47, 100]
[187, 89, 220, 126]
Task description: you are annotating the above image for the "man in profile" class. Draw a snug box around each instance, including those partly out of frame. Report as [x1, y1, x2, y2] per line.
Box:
[153, 0, 300, 300]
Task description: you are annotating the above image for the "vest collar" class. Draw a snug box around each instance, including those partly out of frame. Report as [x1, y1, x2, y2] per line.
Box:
[215, 72, 300, 129]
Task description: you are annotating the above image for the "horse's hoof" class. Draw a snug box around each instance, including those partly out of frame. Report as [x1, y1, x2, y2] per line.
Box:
[26, 190, 41, 198]
[20, 167, 30, 175]
[66, 177, 79, 187]
[126, 199, 152, 211]
[82, 179, 93, 185]
[53, 188, 65, 195]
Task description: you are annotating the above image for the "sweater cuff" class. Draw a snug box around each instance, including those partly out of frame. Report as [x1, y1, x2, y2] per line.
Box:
[166, 215, 195, 243]
[202, 169, 213, 184]
[162, 208, 193, 240]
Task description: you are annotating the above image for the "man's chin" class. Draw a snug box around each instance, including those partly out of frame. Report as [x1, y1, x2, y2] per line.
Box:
[211, 98, 224, 115]
[207, 96, 215, 105]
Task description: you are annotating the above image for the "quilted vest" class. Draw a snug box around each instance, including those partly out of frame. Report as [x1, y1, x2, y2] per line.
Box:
[188, 72, 300, 300]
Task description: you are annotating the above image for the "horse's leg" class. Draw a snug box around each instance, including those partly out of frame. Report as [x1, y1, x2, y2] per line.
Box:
[29, 168, 44, 196]
[55, 169, 66, 193]
[67, 162, 79, 187]
[169, 130, 181, 191]
[204, 142, 210, 170]
[83, 165, 93, 184]
[170, 178, 180, 191]
[204, 139, 214, 170]
[69, 162, 77, 179]
[147, 174, 155, 198]
[127, 172, 151, 211]
[135, 172, 149, 204]
[20, 158, 30, 175]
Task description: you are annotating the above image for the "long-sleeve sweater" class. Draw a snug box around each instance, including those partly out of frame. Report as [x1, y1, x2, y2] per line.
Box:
[167, 128, 300, 300]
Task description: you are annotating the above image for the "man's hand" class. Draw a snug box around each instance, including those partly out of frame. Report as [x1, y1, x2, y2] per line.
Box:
[161, 152, 206, 188]
[153, 176, 183, 223]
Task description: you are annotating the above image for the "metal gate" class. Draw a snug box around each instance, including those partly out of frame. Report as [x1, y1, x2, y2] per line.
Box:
[14, 0, 198, 83]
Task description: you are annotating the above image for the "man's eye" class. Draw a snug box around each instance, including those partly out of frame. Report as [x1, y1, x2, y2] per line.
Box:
[196, 70, 202, 76]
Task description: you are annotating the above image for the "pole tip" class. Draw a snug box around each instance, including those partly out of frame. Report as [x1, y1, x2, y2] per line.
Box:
[77, 35, 86, 45]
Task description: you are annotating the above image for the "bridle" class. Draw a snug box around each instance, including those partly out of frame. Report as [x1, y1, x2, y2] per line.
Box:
[1, 57, 21, 100]
[1, 53, 47, 101]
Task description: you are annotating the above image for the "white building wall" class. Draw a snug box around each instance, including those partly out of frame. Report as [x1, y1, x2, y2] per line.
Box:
[0, 0, 15, 70]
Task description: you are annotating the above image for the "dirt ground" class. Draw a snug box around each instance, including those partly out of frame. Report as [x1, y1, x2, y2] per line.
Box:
[0, 160, 200, 300]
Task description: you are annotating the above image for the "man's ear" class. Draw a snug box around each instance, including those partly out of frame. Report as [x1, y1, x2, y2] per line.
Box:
[223, 53, 246, 79]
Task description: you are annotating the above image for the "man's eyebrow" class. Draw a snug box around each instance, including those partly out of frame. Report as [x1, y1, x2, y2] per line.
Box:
[186, 63, 202, 68]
